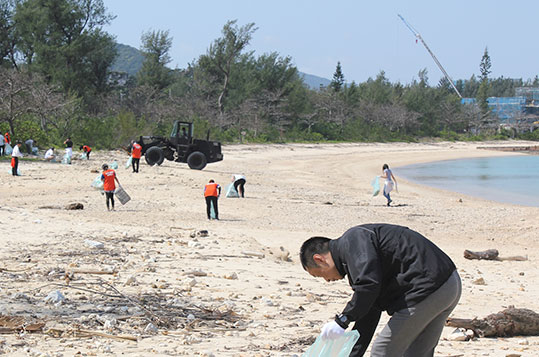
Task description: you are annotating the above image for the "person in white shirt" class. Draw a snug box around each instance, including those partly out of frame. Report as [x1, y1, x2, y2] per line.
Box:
[381, 164, 398, 206]
[44, 147, 55, 161]
[0, 132, 5, 156]
[232, 174, 246, 198]
[11, 141, 23, 176]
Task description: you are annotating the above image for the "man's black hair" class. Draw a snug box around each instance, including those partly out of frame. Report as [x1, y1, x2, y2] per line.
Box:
[299, 236, 331, 270]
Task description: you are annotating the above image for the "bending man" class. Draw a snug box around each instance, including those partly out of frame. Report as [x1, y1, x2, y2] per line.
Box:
[300, 223, 461, 356]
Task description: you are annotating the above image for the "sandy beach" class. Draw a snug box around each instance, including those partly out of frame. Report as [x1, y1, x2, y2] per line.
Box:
[1, 141, 538, 356]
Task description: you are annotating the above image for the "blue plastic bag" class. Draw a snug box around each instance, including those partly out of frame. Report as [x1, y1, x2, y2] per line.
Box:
[302, 331, 360, 357]
[4, 143, 12, 155]
[225, 183, 239, 198]
[91, 174, 104, 190]
[62, 153, 71, 164]
[125, 157, 132, 169]
[371, 176, 380, 196]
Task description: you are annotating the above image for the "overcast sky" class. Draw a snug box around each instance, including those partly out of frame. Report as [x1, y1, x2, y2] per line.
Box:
[103, 0, 538, 85]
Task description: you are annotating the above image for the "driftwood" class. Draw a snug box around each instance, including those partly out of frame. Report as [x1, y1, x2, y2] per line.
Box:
[0, 315, 45, 333]
[46, 327, 138, 341]
[65, 203, 84, 210]
[447, 307, 539, 337]
[464, 249, 528, 261]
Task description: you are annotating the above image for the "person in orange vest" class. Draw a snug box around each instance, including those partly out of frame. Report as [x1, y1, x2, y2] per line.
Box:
[4, 132, 11, 145]
[130, 140, 142, 173]
[80, 145, 92, 159]
[101, 163, 120, 211]
[204, 179, 221, 220]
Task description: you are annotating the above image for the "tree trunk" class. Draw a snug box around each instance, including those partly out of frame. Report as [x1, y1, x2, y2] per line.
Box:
[447, 308, 539, 337]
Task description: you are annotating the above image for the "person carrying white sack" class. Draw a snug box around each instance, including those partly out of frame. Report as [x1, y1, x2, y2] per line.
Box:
[380, 163, 397, 206]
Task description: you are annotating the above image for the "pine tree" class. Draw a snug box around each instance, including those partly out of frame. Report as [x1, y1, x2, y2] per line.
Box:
[331, 61, 345, 92]
[477, 47, 491, 115]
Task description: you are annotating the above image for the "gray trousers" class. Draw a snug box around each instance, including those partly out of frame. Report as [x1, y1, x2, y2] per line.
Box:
[370, 270, 461, 357]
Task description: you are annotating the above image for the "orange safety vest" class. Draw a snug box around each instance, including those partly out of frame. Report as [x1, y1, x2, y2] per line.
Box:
[102, 169, 116, 192]
[5, 132, 10, 144]
[204, 183, 220, 197]
[83, 145, 91, 152]
[132, 143, 142, 159]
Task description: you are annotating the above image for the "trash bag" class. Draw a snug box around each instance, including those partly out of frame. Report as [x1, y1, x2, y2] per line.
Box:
[210, 200, 217, 219]
[371, 176, 380, 196]
[115, 185, 131, 205]
[4, 143, 12, 156]
[226, 183, 239, 198]
[32, 147, 38, 155]
[61, 153, 71, 164]
[6, 168, 21, 176]
[302, 331, 360, 357]
[110, 161, 118, 169]
[91, 174, 104, 190]
[125, 157, 132, 169]
[79, 153, 87, 160]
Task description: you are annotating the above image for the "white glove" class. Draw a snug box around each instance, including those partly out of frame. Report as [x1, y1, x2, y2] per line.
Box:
[320, 320, 345, 340]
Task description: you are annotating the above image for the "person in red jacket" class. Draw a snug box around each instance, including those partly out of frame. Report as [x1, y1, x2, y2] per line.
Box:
[79, 145, 92, 159]
[101, 164, 120, 211]
[4, 132, 11, 145]
[204, 179, 221, 220]
[131, 140, 142, 173]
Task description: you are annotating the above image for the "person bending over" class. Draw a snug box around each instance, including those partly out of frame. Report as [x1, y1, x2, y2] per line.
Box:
[300, 223, 461, 357]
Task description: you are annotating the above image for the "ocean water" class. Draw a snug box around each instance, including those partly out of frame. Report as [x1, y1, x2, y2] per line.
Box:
[396, 155, 539, 207]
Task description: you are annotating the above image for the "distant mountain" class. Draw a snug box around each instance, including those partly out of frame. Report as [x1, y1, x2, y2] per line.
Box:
[111, 43, 144, 77]
[299, 72, 332, 90]
[111, 43, 333, 90]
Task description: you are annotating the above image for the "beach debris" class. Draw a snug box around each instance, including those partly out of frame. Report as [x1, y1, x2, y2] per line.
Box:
[268, 246, 291, 262]
[84, 239, 105, 249]
[447, 328, 468, 341]
[0, 316, 45, 333]
[446, 307, 539, 337]
[38, 205, 62, 209]
[223, 272, 238, 280]
[241, 250, 265, 258]
[144, 323, 158, 334]
[183, 269, 207, 277]
[472, 277, 486, 285]
[44, 290, 65, 304]
[65, 202, 84, 210]
[46, 327, 138, 341]
[190, 230, 209, 238]
[464, 249, 528, 261]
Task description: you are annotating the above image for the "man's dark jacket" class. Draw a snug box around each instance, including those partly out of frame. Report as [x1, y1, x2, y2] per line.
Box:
[328, 224, 456, 355]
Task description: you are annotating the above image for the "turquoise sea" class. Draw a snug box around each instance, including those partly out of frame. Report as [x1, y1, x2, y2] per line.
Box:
[397, 155, 539, 207]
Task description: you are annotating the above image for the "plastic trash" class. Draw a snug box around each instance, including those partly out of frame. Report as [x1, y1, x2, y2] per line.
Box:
[4, 143, 12, 155]
[84, 239, 105, 249]
[32, 147, 38, 155]
[91, 174, 104, 190]
[61, 153, 71, 164]
[115, 185, 131, 205]
[6, 168, 21, 176]
[226, 183, 239, 198]
[371, 176, 380, 196]
[125, 157, 132, 169]
[109, 161, 118, 169]
[79, 153, 87, 160]
[302, 330, 360, 357]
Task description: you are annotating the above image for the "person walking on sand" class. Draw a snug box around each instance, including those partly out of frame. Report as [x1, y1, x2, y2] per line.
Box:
[80, 145, 92, 159]
[300, 223, 461, 357]
[11, 141, 23, 176]
[232, 174, 246, 198]
[204, 179, 221, 220]
[101, 163, 120, 211]
[381, 163, 397, 206]
[131, 140, 142, 173]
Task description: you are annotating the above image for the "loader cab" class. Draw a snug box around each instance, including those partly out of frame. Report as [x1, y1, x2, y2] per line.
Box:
[170, 121, 193, 145]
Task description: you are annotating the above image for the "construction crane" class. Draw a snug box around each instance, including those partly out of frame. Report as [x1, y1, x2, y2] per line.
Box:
[398, 14, 462, 98]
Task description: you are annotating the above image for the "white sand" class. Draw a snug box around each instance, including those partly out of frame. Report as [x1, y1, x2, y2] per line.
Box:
[0, 141, 538, 356]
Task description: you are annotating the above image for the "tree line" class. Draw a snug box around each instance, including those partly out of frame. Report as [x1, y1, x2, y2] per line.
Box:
[1, 0, 538, 150]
